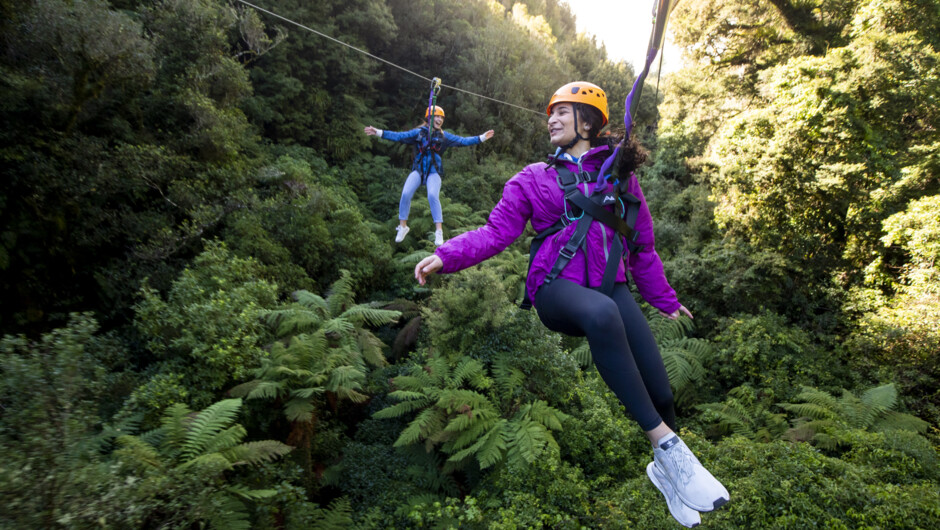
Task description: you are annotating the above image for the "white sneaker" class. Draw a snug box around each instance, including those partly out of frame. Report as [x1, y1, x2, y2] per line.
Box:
[394, 225, 410, 243]
[434, 229, 444, 246]
[653, 435, 730, 512]
[648, 462, 701, 528]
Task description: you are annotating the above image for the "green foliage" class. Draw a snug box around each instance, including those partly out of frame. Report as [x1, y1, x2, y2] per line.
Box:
[644, 307, 710, 406]
[779, 384, 933, 461]
[700, 434, 940, 528]
[132, 241, 277, 414]
[234, 270, 399, 424]
[374, 354, 568, 471]
[709, 311, 849, 402]
[0, 313, 115, 528]
[696, 385, 789, 442]
[103, 398, 291, 529]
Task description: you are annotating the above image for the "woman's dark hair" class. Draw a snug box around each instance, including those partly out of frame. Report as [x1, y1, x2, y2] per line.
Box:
[573, 103, 606, 142]
[614, 134, 649, 177]
[573, 102, 648, 176]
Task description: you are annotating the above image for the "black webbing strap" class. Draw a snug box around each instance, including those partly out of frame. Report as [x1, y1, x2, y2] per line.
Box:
[519, 165, 644, 309]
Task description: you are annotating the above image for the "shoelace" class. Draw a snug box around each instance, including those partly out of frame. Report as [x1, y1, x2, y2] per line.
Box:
[668, 442, 697, 483]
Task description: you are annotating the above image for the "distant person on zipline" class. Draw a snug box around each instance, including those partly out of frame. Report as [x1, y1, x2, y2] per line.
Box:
[363, 106, 495, 246]
[414, 82, 729, 527]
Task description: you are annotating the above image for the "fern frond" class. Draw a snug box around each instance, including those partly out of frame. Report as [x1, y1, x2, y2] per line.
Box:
[448, 419, 508, 468]
[160, 402, 193, 451]
[395, 408, 446, 447]
[372, 397, 433, 419]
[861, 383, 898, 411]
[357, 331, 388, 367]
[261, 308, 322, 337]
[873, 411, 930, 433]
[226, 484, 278, 500]
[779, 402, 839, 421]
[398, 250, 433, 265]
[451, 357, 486, 387]
[326, 270, 356, 316]
[115, 435, 163, 470]
[246, 380, 286, 401]
[328, 365, 366, 393]
[292, 290, 329, 314]
[791, 387, 839, 410]
[224, 440, 292, 466]
[177, 452, 232, 472]
[341, 305, 401, 327]
[507, 418, 551, 465]
[201, 424, 248, 456]
[333, 387, 369, 404]
[492, 357, 524, 399]
[284, 399, 316, 423]
[228, 380, 260, 398]
[390, 374, 429, 392]
[312, 497, 354, 529]
[321, 317, 355, 337]
[648, 312, 695, 342]
[181, 399, 243, 461]
[525, 400, 568, 431]
[204, 493, 250, 530]
[570, 341, 592, 367]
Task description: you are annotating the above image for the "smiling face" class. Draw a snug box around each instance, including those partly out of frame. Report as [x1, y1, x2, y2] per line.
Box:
[433, 115, 444, 129]
[547, 103, 576, 146]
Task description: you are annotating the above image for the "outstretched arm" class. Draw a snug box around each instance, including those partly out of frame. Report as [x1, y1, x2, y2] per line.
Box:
[441, 130, 494, 147]
[363, 125, 382, 136]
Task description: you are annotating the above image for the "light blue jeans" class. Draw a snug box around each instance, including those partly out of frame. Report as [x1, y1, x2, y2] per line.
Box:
[399, 171, 442, 223]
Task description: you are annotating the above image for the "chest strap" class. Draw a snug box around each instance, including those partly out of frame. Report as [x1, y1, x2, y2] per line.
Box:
[520, 165, 643, 309]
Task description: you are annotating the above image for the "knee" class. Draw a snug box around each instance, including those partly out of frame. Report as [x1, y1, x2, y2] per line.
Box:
[582, 298, 622, 334]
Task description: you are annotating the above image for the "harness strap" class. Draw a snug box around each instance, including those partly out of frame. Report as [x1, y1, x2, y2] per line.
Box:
[519, 164, 644, 309]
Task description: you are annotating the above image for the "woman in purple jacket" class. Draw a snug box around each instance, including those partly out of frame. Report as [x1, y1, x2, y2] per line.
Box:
[365, 106, 494, 246]
[414, 82, 728, 527]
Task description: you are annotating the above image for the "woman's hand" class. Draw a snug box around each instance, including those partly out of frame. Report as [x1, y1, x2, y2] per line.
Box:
[660, 304, 693, 320]
[363, 125, 379, 136]
[414, 254, 443, 285]
[482, 130, 495, 140]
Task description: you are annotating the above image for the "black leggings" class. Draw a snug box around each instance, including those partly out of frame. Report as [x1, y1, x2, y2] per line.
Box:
[534, 279, 677, 432]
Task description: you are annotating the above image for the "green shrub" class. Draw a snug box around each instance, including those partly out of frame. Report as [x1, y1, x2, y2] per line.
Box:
[131, 241, 277, 414]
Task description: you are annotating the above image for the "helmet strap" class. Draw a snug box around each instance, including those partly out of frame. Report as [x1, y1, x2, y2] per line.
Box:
[560, 105, 591, 151]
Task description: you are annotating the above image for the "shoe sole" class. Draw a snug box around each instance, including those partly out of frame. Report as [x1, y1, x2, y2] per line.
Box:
[676, 487, 730, 513]
[653, 461, 730, 512]
[647, 463, 701, 528]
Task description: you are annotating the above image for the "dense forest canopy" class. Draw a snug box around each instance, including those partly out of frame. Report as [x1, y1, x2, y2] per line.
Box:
[1, 0, 938, 527]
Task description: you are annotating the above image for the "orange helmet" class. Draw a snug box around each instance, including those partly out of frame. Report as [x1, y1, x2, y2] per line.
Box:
[425, 105, 445, 118]
[547, 82, 609, 126]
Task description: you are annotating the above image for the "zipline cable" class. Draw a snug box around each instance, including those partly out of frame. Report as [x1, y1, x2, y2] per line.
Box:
[234, 0, 544, 116]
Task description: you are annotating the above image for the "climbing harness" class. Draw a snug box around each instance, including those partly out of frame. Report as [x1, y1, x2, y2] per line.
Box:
[413, 78, 445, 181]
[520, 160, 643, 310]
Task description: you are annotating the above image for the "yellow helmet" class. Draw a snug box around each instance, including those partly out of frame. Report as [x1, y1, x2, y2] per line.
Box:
[425, 105, 445, 118]
[547, 81, 609, 126]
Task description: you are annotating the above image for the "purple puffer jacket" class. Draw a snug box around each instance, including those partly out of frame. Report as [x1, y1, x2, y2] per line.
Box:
[434, 144, 680, 313]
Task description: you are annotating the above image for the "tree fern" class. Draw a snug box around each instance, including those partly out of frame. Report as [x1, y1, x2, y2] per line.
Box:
[114, 399, 291, 529]
[642, 306, 712, 405]
[240, 270, 400, 446]
[696, 385, 788, 442]
[780, 383, 930, 451]
[181, 398, 244, 461]
[376, 355, 568, 470]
